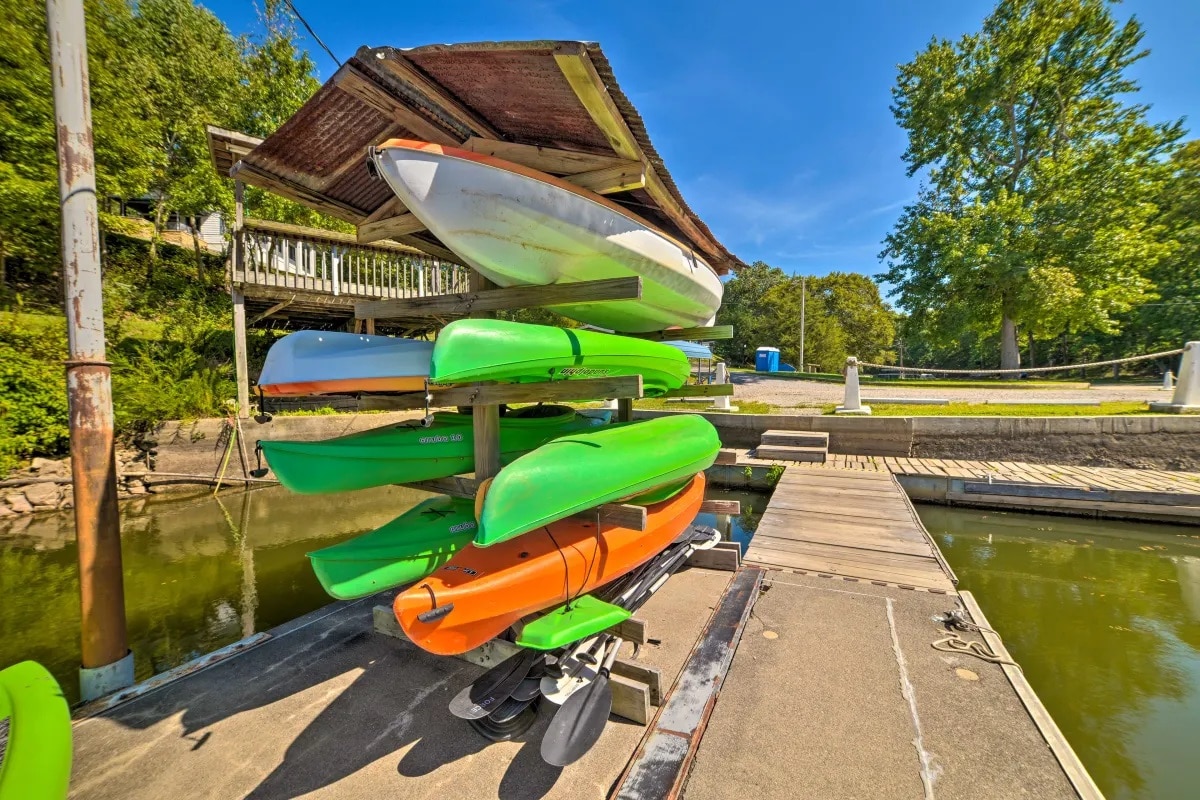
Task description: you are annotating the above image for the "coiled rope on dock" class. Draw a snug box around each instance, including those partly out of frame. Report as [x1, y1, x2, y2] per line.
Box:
[859, 347, 1183, 376]
[931, 609, 1021, 668]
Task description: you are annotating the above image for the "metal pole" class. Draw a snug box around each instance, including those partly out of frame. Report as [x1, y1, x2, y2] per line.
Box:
[798, 276, 806, 373]
[46, 0, 133, 700]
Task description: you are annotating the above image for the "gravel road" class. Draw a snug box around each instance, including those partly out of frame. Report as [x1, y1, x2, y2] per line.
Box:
[731, 373, 1165, 408]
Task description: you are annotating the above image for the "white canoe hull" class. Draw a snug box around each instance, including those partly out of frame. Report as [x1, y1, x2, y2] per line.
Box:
[373, 141, 723, 333]
[257, 331, 432, 396]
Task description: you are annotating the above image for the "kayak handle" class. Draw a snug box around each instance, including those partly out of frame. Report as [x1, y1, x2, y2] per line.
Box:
[417, 603, 455, 624]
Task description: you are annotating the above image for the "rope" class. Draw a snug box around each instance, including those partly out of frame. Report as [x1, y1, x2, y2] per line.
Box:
[932, 633, 1020, 667]
[860, 347, 1183, 376]
[930, 608, 1021, 668]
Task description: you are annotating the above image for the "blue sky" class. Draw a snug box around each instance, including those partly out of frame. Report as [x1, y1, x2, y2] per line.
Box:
[206, 0, 1198, 280]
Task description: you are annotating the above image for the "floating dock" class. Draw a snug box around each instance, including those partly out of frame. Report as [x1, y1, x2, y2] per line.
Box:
[68, 463, 1104, 799]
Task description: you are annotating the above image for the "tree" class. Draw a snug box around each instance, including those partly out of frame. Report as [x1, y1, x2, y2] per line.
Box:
[880, 0, 1182, 368]
[0, 0, 154, 287]
[1140, 141, 1200, 349]
[235, 1, 344, 231]
[761, 278, 847, 373]
[809, 272, 895, 362]
[133, 0, 244, 277]
[713, 261, 787, 365]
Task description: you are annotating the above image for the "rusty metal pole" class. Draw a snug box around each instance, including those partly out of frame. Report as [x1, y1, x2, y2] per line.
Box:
[46, 0, 133, 700]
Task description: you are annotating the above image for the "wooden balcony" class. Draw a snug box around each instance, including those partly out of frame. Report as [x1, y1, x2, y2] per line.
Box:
[231, 218, 471, 308]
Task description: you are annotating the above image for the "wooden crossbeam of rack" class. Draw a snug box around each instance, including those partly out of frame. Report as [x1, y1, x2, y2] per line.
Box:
[627, 324, 733, 342]
[398, 475, 648, 530]
[657, 382, 734, 399]
[356, 374, 644, 411]
[355, 276, 642, 320]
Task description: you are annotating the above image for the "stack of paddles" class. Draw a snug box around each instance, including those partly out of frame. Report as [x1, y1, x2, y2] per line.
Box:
[254, 319, 722, 763]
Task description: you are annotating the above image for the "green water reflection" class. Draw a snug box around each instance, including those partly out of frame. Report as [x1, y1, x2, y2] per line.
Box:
[920, 505, 1200, 800]
[0, 485, 435, 705]
[0, 484, 768, 708]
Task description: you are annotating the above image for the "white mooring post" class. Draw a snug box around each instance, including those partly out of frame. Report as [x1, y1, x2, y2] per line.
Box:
[1150, 342, 1200, 413]
[835, 356, 872, 415]
[709, 362, 737, 412]
[1163, 370, 1175, 391]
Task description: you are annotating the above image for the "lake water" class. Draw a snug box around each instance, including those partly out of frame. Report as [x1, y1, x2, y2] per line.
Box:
[0, 484, 766, 706]
[919, 505, 1200, 800]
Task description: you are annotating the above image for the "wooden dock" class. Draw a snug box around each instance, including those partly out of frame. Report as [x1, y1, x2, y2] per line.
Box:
[744, 467, 956, 591]
[809, 453, 1200, 494]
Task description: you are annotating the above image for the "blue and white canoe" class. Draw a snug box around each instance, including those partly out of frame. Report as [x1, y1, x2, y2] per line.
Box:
[257, 330, 432, 396]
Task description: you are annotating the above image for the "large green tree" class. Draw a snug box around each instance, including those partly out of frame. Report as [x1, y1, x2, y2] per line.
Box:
[713, 261, 788, 365]
[761, 278, 847, 372]
[133, 0, 243, 276]
[809, 272, 895, 362]
[880, 0, 1182, 368]
[0, 0, 154, 285]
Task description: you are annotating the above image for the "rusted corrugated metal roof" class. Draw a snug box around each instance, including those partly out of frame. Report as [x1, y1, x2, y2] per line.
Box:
[233, 41, 744, 273]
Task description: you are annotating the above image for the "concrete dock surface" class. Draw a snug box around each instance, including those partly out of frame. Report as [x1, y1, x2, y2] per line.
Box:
[684, 572, 1076, 799]
[70, 567, 734, 800]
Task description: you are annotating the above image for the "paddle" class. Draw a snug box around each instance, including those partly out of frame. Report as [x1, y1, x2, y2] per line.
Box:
[448, 647, 542, 720]
[453, 525, 720, 720]
[540, 637, 623, 766]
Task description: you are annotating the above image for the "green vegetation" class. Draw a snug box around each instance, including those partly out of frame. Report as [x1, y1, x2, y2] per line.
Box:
[823, 401, 1150, 417]
[716, 265, 896, 372]
[881, 0, 1189, 370]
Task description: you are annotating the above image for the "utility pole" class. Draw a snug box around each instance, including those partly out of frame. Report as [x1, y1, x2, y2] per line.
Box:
[46, 0, 132, 700]
[798, 276, 806, 373]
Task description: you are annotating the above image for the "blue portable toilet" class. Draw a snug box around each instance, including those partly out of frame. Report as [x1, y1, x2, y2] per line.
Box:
[755, 347, 780, 372]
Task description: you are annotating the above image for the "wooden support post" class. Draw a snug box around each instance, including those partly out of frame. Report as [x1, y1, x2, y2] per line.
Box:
[232, 181, 250, 419]
[617, 397, 633, 422]
[364, 318, 376, 335]
[473, 403, 501, 481]
[231, 289, 250, 419]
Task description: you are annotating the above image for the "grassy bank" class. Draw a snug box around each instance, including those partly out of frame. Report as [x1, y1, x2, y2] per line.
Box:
[821, 401, 1151, 416]
[730, 367, 1092, 390]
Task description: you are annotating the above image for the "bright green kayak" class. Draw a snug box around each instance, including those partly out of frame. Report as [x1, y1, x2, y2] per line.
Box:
[431, 319, 691, 397]
[475, 414, 720, 547]
[0, 661, 72, 800]
[259, 405, 602, 495]
[307, 496, 477, 600]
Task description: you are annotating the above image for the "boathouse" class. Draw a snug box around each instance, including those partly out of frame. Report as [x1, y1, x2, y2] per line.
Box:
[208, 41, 745, 415]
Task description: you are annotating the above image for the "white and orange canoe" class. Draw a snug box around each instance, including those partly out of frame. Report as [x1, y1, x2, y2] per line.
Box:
[256, 330, 432, 396]
[370, 140, 723, 334]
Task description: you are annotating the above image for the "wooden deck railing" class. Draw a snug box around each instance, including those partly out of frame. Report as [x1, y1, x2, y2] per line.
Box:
[231, 218, 470, 300]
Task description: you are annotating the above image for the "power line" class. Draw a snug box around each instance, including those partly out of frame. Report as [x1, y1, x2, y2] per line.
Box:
[282, 0, 341, 68]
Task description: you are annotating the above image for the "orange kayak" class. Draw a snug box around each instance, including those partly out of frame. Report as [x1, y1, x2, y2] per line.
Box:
[393, 473, 706, 655]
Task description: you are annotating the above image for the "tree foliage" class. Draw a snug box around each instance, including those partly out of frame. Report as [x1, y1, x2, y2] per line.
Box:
[716, 264, 895, 372]
[880, 0, 1183, 368]
[0, 0, 331, 294]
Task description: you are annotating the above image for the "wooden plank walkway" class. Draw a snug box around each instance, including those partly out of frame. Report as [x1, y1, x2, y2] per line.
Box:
[744, 467, 956, 592]
[800, 454, 1200, 494]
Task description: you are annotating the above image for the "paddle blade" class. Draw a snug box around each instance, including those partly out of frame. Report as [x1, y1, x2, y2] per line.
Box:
[448, 648, 540, 720]
[540, 675, 613, 766]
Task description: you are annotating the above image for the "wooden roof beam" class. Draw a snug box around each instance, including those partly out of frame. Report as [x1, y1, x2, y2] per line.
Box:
[358, 212, 427, 243]
[230, 162, 365, 224]
[461, 137, 631, 176]
[553, 46, 728, 267]
[373, 51, 505, 140]
[566, 162, 646, 195]
[332, 63, 459, 146]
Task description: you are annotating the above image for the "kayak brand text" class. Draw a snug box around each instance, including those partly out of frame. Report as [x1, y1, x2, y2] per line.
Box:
[419, 433, 465, 444]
